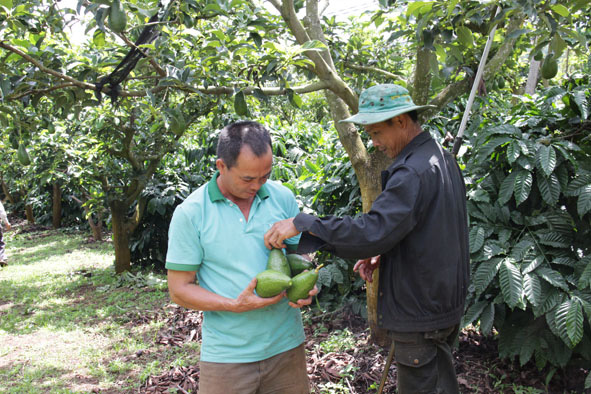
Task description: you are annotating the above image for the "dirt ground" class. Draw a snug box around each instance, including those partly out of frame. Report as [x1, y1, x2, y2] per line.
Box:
[141, 305, 590, 394]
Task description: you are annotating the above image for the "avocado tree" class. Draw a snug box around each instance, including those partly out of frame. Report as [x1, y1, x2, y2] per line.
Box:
[1, 0, 589, 330]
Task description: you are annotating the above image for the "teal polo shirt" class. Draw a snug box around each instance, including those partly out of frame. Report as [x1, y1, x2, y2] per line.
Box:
[165, 172, 305, 363]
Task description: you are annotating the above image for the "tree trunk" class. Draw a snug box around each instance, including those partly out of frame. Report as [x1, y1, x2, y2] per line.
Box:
[524, 59, 541, 95]
[110, 201, 132, 273]
[1, 180, 15, 204]
[89, 214, 103, 242]
[52, 182, 62, 229]
[25, 204, 35, 224]
[325, 90, 392, 346]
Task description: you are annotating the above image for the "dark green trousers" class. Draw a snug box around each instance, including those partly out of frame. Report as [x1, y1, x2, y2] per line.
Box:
[390, 325, 460, 394]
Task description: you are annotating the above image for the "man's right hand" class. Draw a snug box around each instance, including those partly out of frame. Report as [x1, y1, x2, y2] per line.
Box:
[232, 278, 285, 313]
[353, 256, 380, 282]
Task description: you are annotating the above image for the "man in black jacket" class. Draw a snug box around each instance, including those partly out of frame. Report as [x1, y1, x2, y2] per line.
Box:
[264, 84, 469, 394]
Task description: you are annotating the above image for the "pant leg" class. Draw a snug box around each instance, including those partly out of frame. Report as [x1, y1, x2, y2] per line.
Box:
[258, 344, 309, 394]
[0, 225, 6, 262]
[198, 344, 309, 394]
[199, 359, 259, 394]
[391, 325, 460, 394]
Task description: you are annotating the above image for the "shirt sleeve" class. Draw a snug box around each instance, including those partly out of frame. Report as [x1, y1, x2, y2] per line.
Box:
[294, 166, 420, 259]
[279, 186, 302, 253]
[165, 204, 203, 271]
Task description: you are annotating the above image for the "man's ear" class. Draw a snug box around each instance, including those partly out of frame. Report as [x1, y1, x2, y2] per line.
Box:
[396, 113, 410, 129]
[216, 158, 226, 173]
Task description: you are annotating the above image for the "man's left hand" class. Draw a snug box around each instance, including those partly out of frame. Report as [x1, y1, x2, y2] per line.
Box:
[264, 218, 300, 249]
[288, 285, 319, 309]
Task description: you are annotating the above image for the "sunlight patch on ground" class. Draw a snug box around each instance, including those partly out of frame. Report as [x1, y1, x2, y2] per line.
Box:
[0, 327, 109, 392]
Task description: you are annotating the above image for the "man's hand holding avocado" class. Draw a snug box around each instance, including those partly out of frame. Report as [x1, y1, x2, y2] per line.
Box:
[233, 277, 286, 313]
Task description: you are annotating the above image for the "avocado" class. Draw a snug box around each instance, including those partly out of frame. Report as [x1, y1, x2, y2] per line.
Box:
[286, 254, 314, 276]
[266, 248, 291, 277]
[17, 143, 31, 165]
[255, 269, 292, 298]
[541, 54, 558, 80]
[287, 265, 324, 303]
[108, 0, 127, 33]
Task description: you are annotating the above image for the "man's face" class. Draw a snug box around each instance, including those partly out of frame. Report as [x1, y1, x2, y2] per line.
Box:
[217, 145, 273, 202]
[364, 116, 408, 159]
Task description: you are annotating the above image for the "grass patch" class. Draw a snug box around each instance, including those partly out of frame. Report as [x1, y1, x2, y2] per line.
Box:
[0, 227, 193, 393]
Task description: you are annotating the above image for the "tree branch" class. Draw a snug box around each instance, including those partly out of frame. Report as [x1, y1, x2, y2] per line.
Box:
[0, 41, 96, 91]
[345, 63, 403, 81]
[8, 83, 79, 100]
[119, 32, 167, 78]
[422, 12, 526, 121]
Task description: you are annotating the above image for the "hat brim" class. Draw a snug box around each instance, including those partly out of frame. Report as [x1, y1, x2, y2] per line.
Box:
[339, 104, 436, 125]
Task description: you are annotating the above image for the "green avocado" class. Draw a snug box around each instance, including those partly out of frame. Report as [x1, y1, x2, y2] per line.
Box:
[108, 0, 127, 33]
[255, 269, 292, 298]
[541, 54, 558, 80]
[266, 248, 291, 277]
[286, 254, 314, 276]
[287, 265, 323, 303]
[17, 143, 31, 166]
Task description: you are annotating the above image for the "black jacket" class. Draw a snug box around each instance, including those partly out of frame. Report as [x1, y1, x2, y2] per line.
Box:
[294, 132, 470, 332]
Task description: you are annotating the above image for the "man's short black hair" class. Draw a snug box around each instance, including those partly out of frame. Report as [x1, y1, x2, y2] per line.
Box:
[385, 110, 418, 125]
[217, 121, 272, 169]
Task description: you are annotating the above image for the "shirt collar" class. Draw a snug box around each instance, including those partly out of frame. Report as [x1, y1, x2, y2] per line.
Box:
[207, 171, 270, 203]
[389, 132, 432, 168]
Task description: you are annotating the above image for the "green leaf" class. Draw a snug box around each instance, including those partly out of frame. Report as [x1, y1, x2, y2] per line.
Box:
[93, 29, 106, 48]
[537, 171, 560, 206]
[577, 186, 591, 217]
[479, 303, 495, 335]
[571, 90, 589, 119]
[287, 89, 303, 108]
[500, 259, 523, 309]
[234, 90, 248, 116]
[551, 4, 569, 18]
[498, 171, 517, 205]
[578, 260, 591, 290]
[566, 298, 584, 346]
[552, 300, 574, 347]
[0, 0, 12, 9]
[566, 172, 591, 196]
[510, 238, 534, 261]
[473, 258, 501, 296]
[507, 141, 520, 163]
[514, 170, 533, 206]
[456, 26, 474, 48]
[478, 136, 512, 161]
[536, 267, 569, 291]
[536, 145, 557, 177]
[537, 231, 571, 248]
[469, 226, 485, 253]
[523, 273, 542, 307]
[407, 1, 434, 17]
[301, 40, 327, 50]
[462, 300, 488, 326]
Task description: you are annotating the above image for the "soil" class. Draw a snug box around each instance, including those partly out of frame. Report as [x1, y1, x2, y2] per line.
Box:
[141, 305, 590, 394]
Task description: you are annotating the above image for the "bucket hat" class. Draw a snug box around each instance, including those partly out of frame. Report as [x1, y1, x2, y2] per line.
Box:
[341, 84, 435, 125]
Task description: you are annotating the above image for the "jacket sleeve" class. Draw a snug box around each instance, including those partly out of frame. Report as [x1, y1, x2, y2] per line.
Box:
[294, 167, 420, 259]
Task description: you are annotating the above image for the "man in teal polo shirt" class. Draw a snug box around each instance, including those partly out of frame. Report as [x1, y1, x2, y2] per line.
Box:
[166, 121, 313, 394]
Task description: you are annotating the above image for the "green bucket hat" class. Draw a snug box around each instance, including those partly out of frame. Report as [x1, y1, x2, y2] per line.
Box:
[340, 84, 435, 125]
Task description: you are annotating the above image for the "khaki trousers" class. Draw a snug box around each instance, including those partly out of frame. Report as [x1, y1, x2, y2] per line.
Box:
[199, 343, 309, 394]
